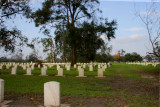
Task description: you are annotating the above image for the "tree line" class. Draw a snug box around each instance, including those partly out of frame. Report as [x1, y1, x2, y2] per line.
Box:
[2, 51, 157, 62]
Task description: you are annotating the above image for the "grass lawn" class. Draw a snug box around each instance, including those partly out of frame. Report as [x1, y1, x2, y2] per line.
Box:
[0, 63, 159, 107]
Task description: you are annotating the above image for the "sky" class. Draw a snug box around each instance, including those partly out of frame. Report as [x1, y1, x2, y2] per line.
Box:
[1, 0, 160, 59]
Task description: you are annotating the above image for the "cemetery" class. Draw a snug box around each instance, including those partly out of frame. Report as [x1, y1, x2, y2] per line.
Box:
[0, 62, 159, 107]
[1, 0, 160, 107]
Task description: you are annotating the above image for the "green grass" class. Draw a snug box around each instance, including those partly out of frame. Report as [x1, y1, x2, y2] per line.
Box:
[0, 63, 159, 107]
[0, 75, 114, 97]
[105, 63, 159, 79]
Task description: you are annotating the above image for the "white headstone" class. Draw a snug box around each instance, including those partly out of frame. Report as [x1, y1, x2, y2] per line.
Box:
[104, 64, 107, 69]
[57, 65, 60, 70]
[31, 65, 34, 70]
[44, 66, 47, 71]
[66, 65, 70, 71]
[76, 68, 86, 77]
[74, 64, 77, 68]
[23, 66, 26, 70]
[38, 64, 40, 68]
[57, 68, 63, 76]
[26, 68, 32, 75]
[96, 68, 104, 77]
[6, 65, 9, 69]
[11, 67, 16, 75]
[41, 68, 47, 76]
[0, 79, 4, 103]
[44, 81, 60, 107]
[89, 65, 93, 71]
[102, 67, 105, 72]
[83, 65, 86, 68]
[98, 65, 101, 69]
[108, 63, 111, 67]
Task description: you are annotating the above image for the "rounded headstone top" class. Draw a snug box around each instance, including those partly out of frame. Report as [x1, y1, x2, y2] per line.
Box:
[44, 81, 60, 85]
[0, 79, 4, 81]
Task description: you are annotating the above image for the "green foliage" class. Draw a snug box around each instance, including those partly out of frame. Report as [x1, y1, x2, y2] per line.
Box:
[144, 54, 153, 62]
[32, 0, 117, 65]
[41, 35, 57, 62]
[77, 21, 116, 62]
[26, 53, 39, 62]
[0, 27, 29, 52]
[55, 21, 117, 62]
[124, 52, 143, 62]
[95, 54, 113, 63]
[0, 0, 32, 52]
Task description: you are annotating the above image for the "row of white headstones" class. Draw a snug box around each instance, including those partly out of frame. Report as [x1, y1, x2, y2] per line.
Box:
[0, 79, 67, 107]
[126, 62, 160, 67]
[0, 62, 111, 77]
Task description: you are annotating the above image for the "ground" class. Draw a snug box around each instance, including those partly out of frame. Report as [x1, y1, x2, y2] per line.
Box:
[0, 63, 159, 107]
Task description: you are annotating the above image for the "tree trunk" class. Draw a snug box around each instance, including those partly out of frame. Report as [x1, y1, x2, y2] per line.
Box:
[71, 45, 76, 66]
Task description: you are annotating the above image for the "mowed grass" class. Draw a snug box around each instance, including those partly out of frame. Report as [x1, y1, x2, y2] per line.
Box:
[0, 63, 159, 107]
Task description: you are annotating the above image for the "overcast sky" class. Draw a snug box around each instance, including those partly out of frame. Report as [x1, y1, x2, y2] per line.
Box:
[1, 0, 160, 59]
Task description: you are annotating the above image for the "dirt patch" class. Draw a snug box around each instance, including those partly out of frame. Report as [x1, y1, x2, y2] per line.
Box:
[99, 76, 159, 96]
[5, 94, 44, 107]
[136, 70, 159, 81]
[5, 95, 128, 107]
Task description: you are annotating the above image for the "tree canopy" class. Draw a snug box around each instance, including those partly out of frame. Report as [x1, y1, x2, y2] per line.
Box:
[32, 0, 117, 65]
[124, 52, 143, 62]
[0, 0, 33, 52]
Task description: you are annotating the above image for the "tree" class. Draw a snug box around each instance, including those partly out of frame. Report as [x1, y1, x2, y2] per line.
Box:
[76, 21, 116, 62]
[135, 2, 160, 61]
[26, 52, 39, 62]
[144, 54, 153, 62]
[32, 0, 117, 65]
[119, 49, 125, 62]
[41, 35, 57, 62]
[95, 54, 113, 63]
[0, 57, 8, 62]
[124, 52, 143, 62]
[55, 25, 70, 62]
[0, 0, 32, 52]
[114, 51, 120, 61]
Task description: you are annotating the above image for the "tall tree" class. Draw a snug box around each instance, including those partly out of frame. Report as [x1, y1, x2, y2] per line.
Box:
[32, 0, 117, 65]
[32, 0, 101, 65]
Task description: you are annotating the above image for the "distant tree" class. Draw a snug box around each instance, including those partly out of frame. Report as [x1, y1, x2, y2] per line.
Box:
[41, 35, 57, 62]
[119, 49, 126, 62]
[114, 51, 120, 61]
[144, 54, 153, 62]
[26, 53, 39, 62]
[95, 53, 113, 63]
[120, 49, 125, 56]
[0, 57, 8, 62]
[124, 52, 143, 62]
[10, 51, 24, 62]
